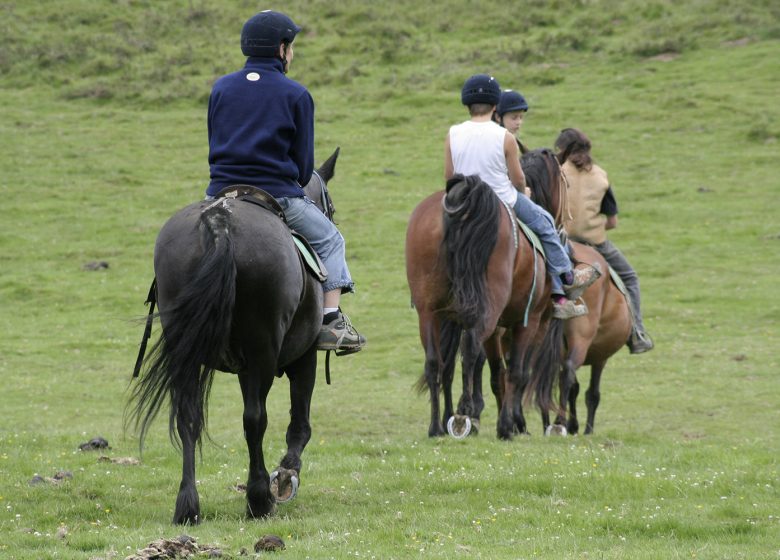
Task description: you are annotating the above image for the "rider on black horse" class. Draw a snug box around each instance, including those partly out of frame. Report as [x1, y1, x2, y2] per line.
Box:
[205, 10, 365, 354]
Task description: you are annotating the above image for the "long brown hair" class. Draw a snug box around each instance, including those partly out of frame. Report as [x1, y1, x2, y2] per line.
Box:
[555, 128, 593, 171]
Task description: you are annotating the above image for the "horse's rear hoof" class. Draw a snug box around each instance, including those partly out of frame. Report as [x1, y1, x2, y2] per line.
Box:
[172, 511, 200, 525]
[173, 490, 200, 525]
[270, 468, 299, 503]
[545, 424, 568, 437]
[447, 415, 472, 439]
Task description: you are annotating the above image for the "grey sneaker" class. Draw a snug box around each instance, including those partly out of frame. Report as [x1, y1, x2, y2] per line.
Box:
[627, 329, 654, 354]
[553, 298, 588, 320]
[317, 311, 366, 353]
[563, 263, 602, 300]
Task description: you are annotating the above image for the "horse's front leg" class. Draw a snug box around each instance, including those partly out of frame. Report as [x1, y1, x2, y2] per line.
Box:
[173, 406, 202, 525]
[273, 348, 317, 503]
[239, 371, 275, 518]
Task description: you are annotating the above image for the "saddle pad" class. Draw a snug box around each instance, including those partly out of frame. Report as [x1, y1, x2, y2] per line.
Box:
[608, 265, 628, 297]
[292, 232, 328, 283]
[517, 220, 545, 259]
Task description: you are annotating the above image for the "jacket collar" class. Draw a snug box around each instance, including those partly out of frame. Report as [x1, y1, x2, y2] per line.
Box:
[245, 57, 285, 73]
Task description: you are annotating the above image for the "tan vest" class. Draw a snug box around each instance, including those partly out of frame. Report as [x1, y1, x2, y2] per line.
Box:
[562, 161, 610, 244]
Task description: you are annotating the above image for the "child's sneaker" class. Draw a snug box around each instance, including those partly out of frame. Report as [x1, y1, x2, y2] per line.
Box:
[317, 311, 366, 353]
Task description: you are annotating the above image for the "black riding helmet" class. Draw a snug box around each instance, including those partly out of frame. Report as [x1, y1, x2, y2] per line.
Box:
[497, 90, 529, 116]
[241, 10, 301, 58]
[461, 74, 501, 106]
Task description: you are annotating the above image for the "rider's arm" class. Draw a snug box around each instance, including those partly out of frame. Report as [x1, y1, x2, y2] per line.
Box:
[601, 186, 619, 230]
[444, 133, 454, 180]
[504, 132, 527, 193]
[291, 91, 315, 186]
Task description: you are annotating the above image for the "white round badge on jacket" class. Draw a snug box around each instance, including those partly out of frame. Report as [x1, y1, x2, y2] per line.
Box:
[246, 72, 260, 82]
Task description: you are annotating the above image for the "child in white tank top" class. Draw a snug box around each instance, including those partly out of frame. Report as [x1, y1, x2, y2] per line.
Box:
[445, 75, 600, 319]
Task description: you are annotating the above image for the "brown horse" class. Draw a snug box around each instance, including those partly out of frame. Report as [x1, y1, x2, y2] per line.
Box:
[522, 148, 632, 435]
[405, 174, 561, 440]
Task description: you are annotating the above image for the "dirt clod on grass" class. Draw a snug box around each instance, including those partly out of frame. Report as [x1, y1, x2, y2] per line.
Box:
[125, 535, 223, 559]
[79, 436, 110, 451]
[255, 535, 285, 553]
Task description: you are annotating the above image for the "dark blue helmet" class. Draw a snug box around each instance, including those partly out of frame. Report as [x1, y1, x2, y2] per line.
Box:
[497, 90, 529, 116]
[461, 74, 501, 106]
[241, 10, 301, 57]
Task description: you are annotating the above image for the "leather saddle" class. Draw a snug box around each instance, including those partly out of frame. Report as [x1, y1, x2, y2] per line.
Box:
[213, 185, 328, 282]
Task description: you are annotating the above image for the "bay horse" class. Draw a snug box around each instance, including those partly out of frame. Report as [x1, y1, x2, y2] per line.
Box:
[127, 149, 340, 524]
[521, 148, 632, 435]
[405, 174, 562, 440]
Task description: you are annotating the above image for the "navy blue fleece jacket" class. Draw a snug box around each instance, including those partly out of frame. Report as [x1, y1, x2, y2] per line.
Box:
[206, 57, 314, 198]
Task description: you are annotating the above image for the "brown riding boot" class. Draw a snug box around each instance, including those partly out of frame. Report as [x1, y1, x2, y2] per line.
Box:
[562, 263, 602, 300]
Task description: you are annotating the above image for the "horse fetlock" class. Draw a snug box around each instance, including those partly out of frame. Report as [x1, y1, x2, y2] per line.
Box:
[173, 490, 201, 525]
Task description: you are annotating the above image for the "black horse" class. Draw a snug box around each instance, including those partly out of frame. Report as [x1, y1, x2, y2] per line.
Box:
[128, 149, 340, 524]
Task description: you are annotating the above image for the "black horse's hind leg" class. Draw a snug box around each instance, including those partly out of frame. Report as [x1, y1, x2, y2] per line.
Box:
[555, 359, 579, 435]
[423, 318, 460, 437]
[424, 338, 444, 437]
[173, 406, 202, 525]
[567, 376, 581, 435]
[456, 330, 480, 419]
[584, 361, 605, 435]
[239, 371, 275, 518]
[470, 348, 487, 433]
[274, 348, 316, 499]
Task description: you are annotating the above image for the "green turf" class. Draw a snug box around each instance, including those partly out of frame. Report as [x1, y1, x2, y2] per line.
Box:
[1, 1, 778, 558]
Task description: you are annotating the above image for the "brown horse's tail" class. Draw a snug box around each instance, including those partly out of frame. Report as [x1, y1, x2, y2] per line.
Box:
[524, 317, 564, 413]
[441, 174, 501, 333]
[127, 204, 236, 449]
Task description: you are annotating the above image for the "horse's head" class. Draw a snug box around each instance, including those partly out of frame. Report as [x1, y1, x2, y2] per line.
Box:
[303, 147, 340, 222]
[521, 148, 567, 227]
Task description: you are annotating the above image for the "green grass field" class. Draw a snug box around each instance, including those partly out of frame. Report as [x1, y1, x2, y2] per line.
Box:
[1, 1, 779, 558]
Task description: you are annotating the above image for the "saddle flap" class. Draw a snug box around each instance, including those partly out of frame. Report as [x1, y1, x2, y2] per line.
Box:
[291, 231, 328, 283]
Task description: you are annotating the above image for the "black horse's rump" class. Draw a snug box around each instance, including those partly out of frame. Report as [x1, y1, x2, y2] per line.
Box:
[127, 150, 340, 524]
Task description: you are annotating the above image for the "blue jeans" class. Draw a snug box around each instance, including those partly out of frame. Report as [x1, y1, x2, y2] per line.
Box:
[512, 195, 571, 295]
[277, 196, 355, 294]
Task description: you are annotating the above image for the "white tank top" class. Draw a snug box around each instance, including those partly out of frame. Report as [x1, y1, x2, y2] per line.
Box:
[449, 120, 517, 206]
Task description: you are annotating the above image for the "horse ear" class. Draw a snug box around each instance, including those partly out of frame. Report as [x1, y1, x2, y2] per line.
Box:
[317, 147, 340, 183]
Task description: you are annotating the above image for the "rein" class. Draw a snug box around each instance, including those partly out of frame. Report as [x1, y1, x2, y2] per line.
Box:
[132, 278, 157, 378]
[307, 170, 335, 222]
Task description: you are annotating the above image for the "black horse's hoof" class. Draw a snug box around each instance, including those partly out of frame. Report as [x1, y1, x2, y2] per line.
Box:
[270, 468, 299, 503]
[447, 415, 472, 439]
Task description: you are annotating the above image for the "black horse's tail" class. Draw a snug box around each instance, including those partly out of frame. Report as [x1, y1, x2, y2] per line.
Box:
[127, 204, 236, 448]
[441, 174, 501, 334]
[524, 317, 564, 413]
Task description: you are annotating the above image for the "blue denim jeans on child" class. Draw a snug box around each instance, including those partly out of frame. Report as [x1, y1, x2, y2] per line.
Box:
[276, 196, 355, 294]
[512, 194, 571, 295]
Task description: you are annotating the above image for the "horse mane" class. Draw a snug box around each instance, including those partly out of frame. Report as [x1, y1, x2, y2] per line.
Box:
[441, 174, 501, 333]
[521, 148, 567, 227]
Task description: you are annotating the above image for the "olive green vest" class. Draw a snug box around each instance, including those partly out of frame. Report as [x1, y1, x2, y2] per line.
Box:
[562, 161, 610, 245]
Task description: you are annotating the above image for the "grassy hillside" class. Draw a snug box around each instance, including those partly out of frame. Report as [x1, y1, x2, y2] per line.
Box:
[1, 1, 779, 558]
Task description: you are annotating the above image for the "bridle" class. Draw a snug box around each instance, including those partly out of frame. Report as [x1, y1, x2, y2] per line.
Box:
[306, 170, 336, 223]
